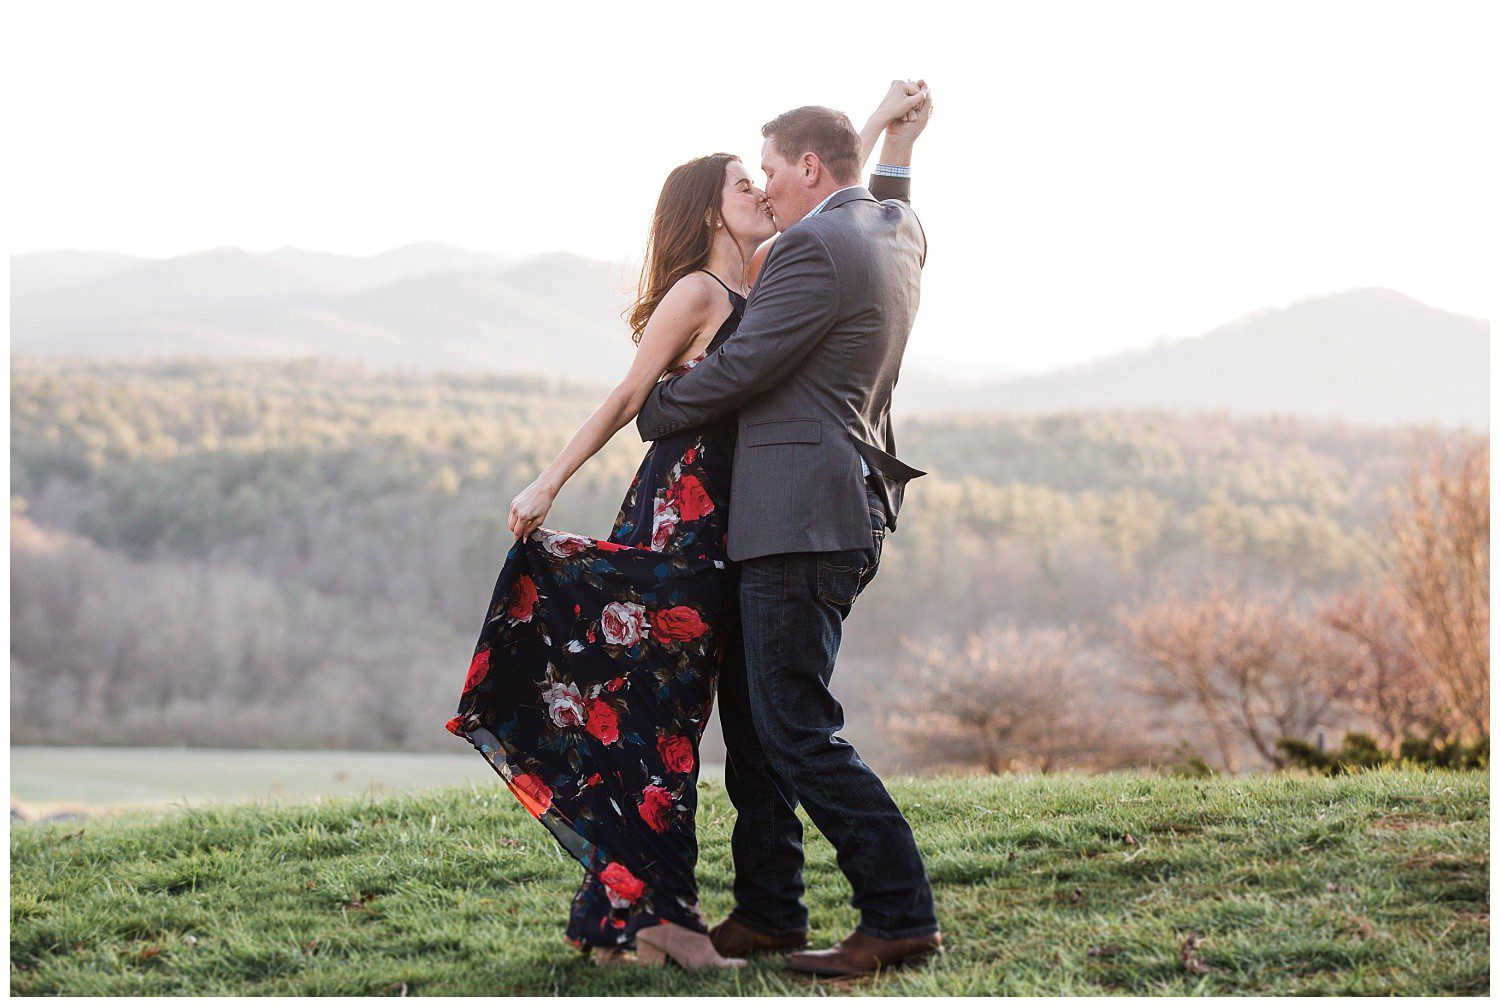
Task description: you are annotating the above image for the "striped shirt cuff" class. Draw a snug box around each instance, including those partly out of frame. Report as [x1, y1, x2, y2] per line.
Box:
[873, 162, 912, 178]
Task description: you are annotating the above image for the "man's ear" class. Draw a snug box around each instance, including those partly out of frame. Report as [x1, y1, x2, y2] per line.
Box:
[800, 152, 821, 188]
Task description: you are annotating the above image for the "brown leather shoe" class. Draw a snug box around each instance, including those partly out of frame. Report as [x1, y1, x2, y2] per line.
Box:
[708, 917, 809, 957]
[785, 929, 943, 976]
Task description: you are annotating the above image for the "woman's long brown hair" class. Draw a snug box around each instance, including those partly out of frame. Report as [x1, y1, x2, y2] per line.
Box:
[626, 152, 739, 344]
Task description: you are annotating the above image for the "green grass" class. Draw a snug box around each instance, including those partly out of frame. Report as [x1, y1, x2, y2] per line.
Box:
[10, 770, 1488, 995]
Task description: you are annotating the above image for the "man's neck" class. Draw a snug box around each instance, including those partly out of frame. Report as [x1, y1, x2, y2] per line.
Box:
[805, 178, 862, 218]
[812, 178, 860, 202]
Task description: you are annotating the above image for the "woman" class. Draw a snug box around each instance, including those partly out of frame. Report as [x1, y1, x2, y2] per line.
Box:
[446, 83, 928, 971]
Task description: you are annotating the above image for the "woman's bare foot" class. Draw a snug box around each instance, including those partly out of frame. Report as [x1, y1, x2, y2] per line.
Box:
[634, 921, 747, 970]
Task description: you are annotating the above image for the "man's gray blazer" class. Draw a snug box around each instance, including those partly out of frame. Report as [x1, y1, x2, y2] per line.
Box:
[635, 174, 927, 562]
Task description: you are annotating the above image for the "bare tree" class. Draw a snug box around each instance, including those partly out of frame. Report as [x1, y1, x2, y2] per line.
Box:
[1318, 584, 1445, 748]
[1118, 581, 1359, 770]
[887, 625, 1159, 774]
[1384, 441, 1489, 740]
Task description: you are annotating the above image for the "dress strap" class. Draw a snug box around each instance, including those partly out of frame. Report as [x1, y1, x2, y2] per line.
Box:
[696, 269, 743, 300]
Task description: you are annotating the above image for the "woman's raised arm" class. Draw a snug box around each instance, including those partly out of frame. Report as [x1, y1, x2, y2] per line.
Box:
[858, 80, 928, 169]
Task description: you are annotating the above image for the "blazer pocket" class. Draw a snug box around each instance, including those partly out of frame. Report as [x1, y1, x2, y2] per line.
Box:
[745, 419, 823, 447]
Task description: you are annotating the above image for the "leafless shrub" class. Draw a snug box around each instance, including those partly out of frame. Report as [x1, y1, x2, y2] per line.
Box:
[886, 625, 1160, 773]
[1318, 583, 1446, 748]
[1384, 441, 1488, 740]
[1117, 581, 1358, 770]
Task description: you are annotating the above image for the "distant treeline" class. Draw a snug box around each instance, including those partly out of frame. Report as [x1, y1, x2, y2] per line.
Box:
[10, 355, 1486, 770]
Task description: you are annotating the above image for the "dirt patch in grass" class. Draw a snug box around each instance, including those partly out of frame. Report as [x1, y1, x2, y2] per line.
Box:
[1371, 813, 1450, 832]
[1399, 852, 1487, 872]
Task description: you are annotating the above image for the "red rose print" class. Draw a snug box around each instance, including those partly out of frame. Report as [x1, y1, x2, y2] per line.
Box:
[444, 714, 467, 737]
[585, 772, 602, 787]
[601, 861, 645, 905]
[683, 446, 697, 464]
[606, 676, 626, 692]
[638, 784, 672, 833]
[668, 474, 714, 522]
[463, 648, 490, 691]
[648, 605, 709, 644]
[510, 772, 552, 817]
[595, 540, 628, 552]
[585, 697, 619, 745]
[657, 734, 695, 774]
[506, 575, 538, 621]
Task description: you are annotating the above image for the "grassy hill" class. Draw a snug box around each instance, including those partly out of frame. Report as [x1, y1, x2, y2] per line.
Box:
[10, 770, 1487, 995]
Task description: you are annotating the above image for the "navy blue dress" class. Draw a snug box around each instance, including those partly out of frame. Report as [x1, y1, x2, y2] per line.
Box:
[447, 282, 745, 950]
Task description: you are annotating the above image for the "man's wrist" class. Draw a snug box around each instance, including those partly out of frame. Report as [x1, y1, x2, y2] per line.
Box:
[878, 134, 915, 166]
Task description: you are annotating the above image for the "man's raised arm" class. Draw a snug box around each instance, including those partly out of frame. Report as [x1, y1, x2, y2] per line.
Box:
[635, 226, 839, 441]
[868, 79, 930, 205]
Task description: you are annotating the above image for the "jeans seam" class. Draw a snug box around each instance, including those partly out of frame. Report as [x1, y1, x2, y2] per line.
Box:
[767, 555, 800, 933]
[806, 559, 879, 933]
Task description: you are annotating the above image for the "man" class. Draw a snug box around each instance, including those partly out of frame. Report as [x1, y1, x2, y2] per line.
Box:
[635, 86, 938, 976]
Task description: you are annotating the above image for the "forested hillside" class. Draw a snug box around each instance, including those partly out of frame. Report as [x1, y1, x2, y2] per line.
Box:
[10, 355, 1482, 769]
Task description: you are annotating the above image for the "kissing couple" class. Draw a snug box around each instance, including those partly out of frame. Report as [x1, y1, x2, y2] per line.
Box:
[447, 79, 938, 976]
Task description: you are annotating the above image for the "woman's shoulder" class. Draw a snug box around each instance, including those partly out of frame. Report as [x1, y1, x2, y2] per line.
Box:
[635, 272, 725, 352]
[665, 269, 723, 302]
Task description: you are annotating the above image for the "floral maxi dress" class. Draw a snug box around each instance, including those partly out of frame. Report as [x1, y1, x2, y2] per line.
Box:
[446, 286, 745, 950]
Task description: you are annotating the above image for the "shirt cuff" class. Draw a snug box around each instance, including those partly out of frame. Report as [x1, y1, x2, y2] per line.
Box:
[873, 163, 912, 178]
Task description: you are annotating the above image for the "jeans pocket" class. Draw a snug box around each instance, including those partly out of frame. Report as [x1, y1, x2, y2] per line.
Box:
[815, 549, 868, 607]
[856, 530, 884, 596]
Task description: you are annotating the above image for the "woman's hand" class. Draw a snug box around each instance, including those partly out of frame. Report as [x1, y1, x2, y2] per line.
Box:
[508, 478, 558, 540]
[885, 79, 932, 141]
[873, 79, 927, 128]
[860, 79, 929, 168]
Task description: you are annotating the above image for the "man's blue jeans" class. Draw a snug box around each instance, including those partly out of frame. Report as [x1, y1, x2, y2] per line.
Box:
[717, 481, 939, 940]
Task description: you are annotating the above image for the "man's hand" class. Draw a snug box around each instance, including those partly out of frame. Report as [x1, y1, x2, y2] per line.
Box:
[885, 79, 932, 143]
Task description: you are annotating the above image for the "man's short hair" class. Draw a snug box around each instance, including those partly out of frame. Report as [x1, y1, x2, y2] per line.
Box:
[761, 105, 861, 184]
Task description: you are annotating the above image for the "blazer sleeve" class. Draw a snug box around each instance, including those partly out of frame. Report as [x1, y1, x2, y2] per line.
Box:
[869, 172, 926, 266]
[868, 172, 910, 203]
[635, 226, 840, 441]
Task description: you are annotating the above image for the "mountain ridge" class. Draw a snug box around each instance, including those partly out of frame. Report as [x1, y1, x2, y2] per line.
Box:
[11, 246, 1488, 428]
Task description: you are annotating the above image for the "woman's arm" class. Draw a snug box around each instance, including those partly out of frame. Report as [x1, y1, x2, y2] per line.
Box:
[507, 275, 717, 538]
[859, 79, 928, 169]
[747, 237, 776, 286]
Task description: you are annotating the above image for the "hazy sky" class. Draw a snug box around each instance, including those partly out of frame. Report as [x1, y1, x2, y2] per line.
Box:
[7, 1, 1493, 376]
